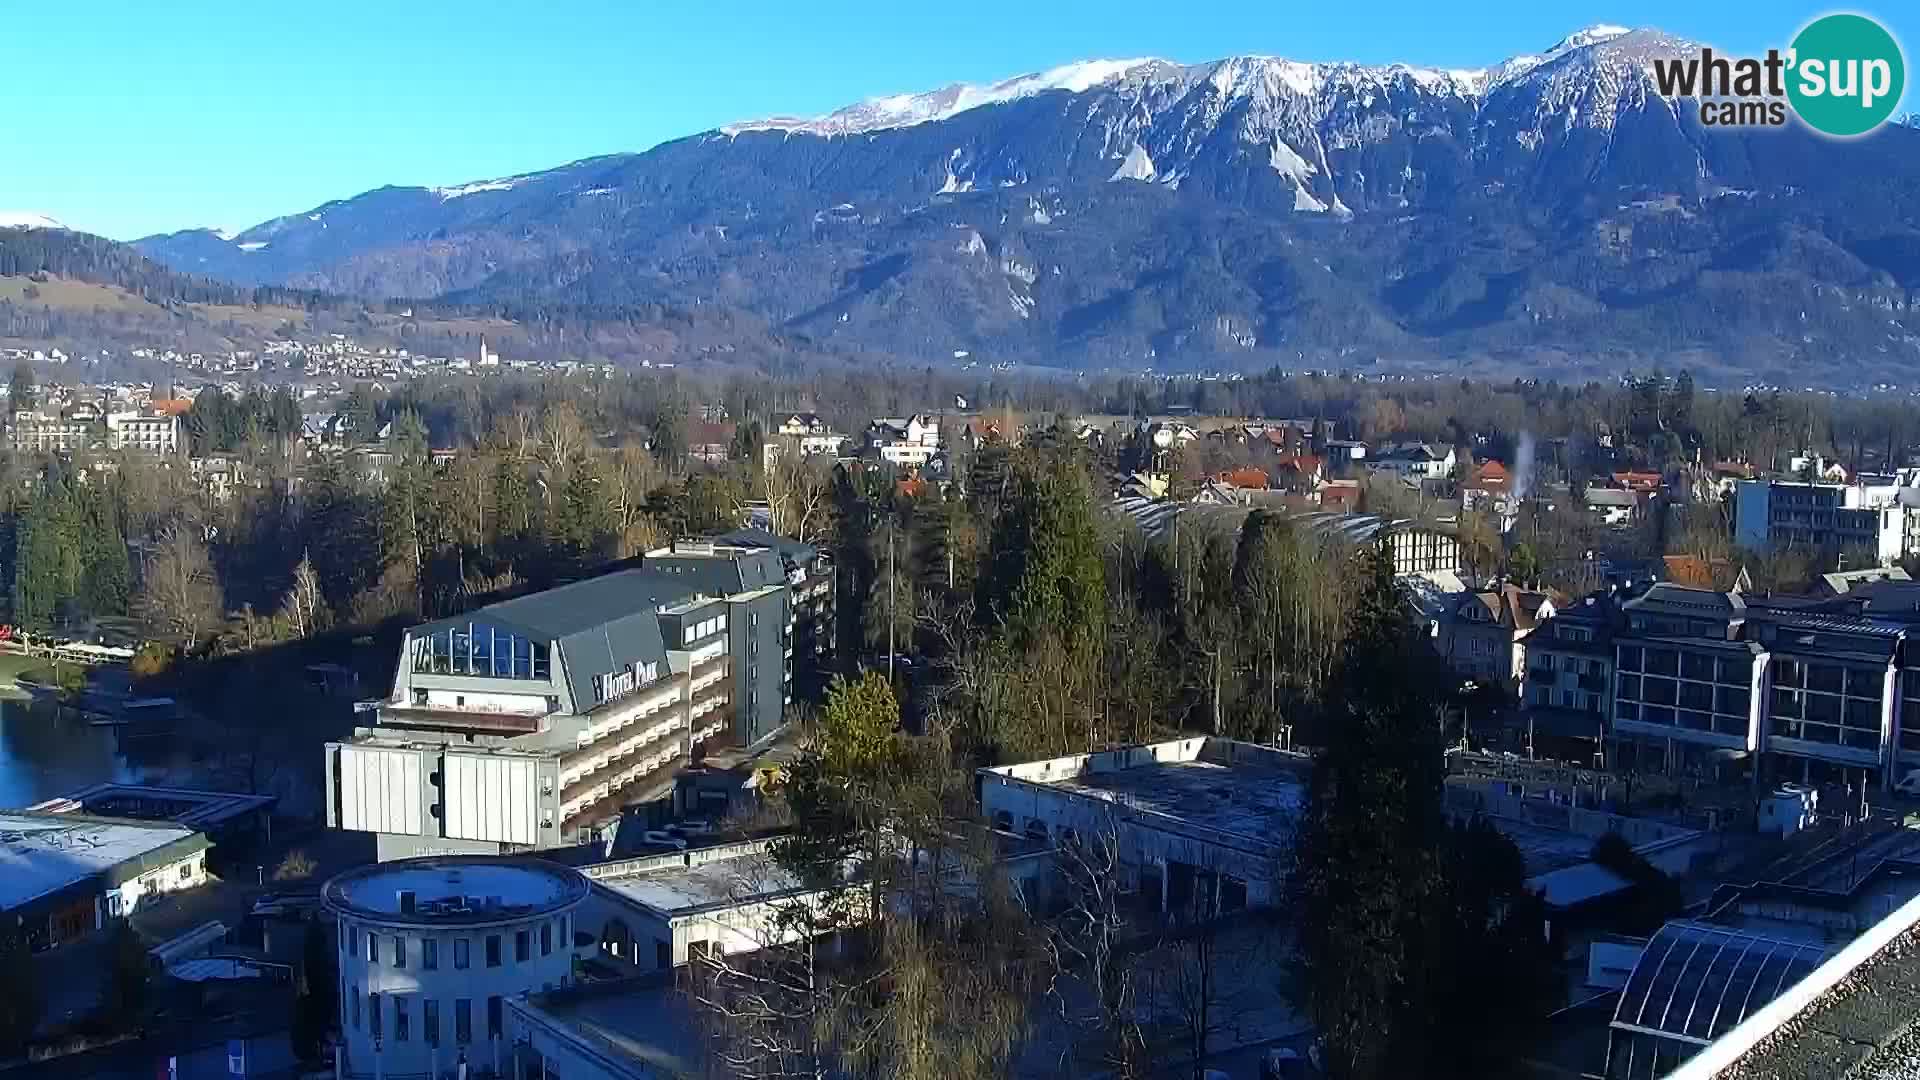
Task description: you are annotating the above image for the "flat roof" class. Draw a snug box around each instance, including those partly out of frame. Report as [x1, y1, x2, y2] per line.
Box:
[1050, 758, 1307, 848]
[322, 857, 590, 926]
[588, 841, 813, 917]
[0, 813, 206, 912]
[520, 974, 705, 1077]
[29, 783, 276, 830]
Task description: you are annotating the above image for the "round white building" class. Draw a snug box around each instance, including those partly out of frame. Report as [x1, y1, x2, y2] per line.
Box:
[323, 856, 590, 1078]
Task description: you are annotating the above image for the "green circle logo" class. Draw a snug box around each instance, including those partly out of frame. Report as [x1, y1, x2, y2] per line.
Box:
[1787, 13, 1906, 137]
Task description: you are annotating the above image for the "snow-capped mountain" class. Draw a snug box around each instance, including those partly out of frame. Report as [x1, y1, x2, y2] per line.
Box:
[130, 25, 1920, 378]
[0, 212, 67, 231]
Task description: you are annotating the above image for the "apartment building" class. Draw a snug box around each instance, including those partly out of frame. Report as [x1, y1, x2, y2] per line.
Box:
[327, 563, 792, 861]
[1520, 592, 1619, 761]
[8, 410, 94, 454]
[1733, 479, 1909, 564]
[104, 411, 180, 455]
[1584, 582, 1920, 792]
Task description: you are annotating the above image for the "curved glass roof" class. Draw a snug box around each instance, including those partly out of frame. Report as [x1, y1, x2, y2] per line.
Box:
[1610, 921, 1829, 1045]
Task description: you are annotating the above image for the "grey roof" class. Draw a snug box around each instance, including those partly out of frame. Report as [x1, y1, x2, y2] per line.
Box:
[645, 546, 788, 594]
[414, 570, 717, 714]
[1625, 583, 1746, 619]
[1110, 496, 1452, 546]
[1586, 488, 1642, 508]
[714, 527, 819, 566]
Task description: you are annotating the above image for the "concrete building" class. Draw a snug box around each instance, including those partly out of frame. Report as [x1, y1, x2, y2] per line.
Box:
[104, 410, 180, 455]
[1602, 582, 1920, 792]
[323, 856, 592, 1079]
[580, 837, 858, 972]
[0, 812, 210, 948]
[644, 534, 819, 727]
[1734, 478, 1908, 564]
[7, 410, 93, 454]
[327, 567, 776, 860]
[977, 737, 1305, 917]
[1521, 592, 1620, 761]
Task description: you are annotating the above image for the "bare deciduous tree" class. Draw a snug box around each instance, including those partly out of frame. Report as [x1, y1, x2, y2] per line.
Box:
[277, 550, 330, 640]
[763, 442, 833, 543]
[139, 527, 222, 650]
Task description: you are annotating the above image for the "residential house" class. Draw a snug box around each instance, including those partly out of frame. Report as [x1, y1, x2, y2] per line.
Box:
[868, 414, 941, 467]
[1367, 442, 1457, 482]
[1440, 584, 1558, 688]
[1586, 487, 1641, 527]
[687, 420, 737, 464]
[1271, 454, 1325, 493]
[1461, 460, 1512, 512]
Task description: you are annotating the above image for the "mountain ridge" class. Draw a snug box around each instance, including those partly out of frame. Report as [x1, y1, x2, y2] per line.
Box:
[131, 24, 1920, 385]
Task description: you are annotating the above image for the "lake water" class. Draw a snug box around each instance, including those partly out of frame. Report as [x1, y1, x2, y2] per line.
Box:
[0, 697, 136, 807]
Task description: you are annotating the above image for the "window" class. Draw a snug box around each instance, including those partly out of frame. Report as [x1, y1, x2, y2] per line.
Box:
[366, 932, 379, 964]
[369, 993, 383, 1040]
[178, 862, 193, 882]
[657, 940, 671, 969]
[454, 937, 470, 970]
[516, 929, 530, 963]
[395, 997, 410, 1042]
[422, 938, 438, 971]
[487, 996, 503, 1039]
[424, 999, 439, 1047]
[351, 987, 361, 1029]
[347, 926, 358, 957]
[455, 999, 472, 1044]
[541, 922, 552, 957]
[486, 934, 501, 968]
[413, 688, 429, 706]
[394, 935, 407, 968]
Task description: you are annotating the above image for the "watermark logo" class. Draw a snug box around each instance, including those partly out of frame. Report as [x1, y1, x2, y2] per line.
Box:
[1650, 13, 1906, 137]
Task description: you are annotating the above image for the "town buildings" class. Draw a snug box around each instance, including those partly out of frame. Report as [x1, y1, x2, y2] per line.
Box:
[326, 552, 800, 861]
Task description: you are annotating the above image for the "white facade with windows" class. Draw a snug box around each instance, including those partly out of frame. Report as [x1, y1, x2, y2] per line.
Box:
[323, 857, 591, 1079]
[104, 411, 180, 455]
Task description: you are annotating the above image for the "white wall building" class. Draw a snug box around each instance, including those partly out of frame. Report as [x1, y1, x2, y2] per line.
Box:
[104, 411, 180, 455]
[578, 838, 862, 972]
[978, 737, 1304, 916]
[869, 414, 940, 467]
[323, 857, 592, 1079]
[0, 812, 210, 949]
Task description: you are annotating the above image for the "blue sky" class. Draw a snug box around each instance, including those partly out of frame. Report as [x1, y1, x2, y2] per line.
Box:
[2, 1, 1906, 240]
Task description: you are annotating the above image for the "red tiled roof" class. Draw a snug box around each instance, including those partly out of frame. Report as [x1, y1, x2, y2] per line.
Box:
[1217, 467, 1271, 490]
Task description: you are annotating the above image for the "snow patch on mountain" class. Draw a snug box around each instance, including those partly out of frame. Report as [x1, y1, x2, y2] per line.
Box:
[0, 212, 66, 231]
[725, 58, 1159, 137]
[434, 178, 518, 200]
[1110, 143, 1157, 182]
[237, 241, 269, 252]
